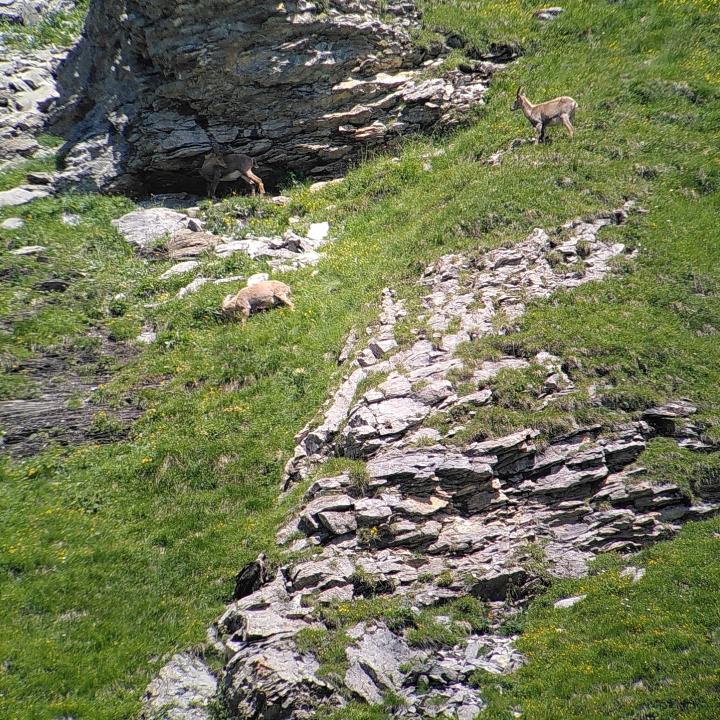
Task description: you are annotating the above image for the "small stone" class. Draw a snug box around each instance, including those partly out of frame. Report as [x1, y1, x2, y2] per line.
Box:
[1, 217, 25, 230]
[307, 221, 330, 243]
[534, 6, 564, 21]
[619, 566, 646, 584]
[454, 389, 492, 407]
[160, 260, 199, 279]
[10, 244, 45, 255]
[0, 186, 50, 207]
[246, 272, 270, 287]
[167, 228, 219, 258]
[176, 277, 208, 298]
[308, 179, 342, 193]
[317, 510, 358, 536]
[136, 326, 157, 344]
[457, 705, 483, 720]
[354, 498, 392, 525]
[61, 213, 81, 226]
[554, 594, 586, 609]
[142, 653, 216, 720]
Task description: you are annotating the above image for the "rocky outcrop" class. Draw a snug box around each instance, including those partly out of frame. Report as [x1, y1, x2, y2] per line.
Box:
[141, 653, 217, 720]
[0, 48, 67, 168]
[143, 203, 719, 718]
[110, 205, 335, 298]
[51, 0, 501, 194]
[0, 0, 73, 25]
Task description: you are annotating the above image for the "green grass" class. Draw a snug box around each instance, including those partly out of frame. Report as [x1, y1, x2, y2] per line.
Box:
[1, 0, 720, 718]
[472, 517, 720, 720]
[0, 0, 89, 49]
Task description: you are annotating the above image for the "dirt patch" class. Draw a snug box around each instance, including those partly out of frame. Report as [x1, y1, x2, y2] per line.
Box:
[0, 338, 147, 458]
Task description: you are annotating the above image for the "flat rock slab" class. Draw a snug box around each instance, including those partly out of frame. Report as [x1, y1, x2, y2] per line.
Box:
[554, 594, 586, 609]
[167, 229, 221, 259]
[307, 221, 330, 243]
[246, 272, 269, 286]
[142, 652, 216, 720]
[345, 625, 419, 704]
[0, 185, 50, 207]
[160, 260, 199, 280]
[10, 245, 45, 255]
[1, 217, 25, 229]
[112, 208, 190, 249]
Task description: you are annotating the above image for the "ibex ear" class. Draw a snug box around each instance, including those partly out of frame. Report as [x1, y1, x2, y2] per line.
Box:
[517, 86, 524, 97]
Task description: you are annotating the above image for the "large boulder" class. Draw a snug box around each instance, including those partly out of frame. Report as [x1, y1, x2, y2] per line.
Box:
[51, 0, 493, 194]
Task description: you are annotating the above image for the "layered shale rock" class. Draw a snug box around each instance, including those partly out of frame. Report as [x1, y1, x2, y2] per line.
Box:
[52, 0, 499, 194]
[0, 48, 67, 168]
[0, 0, 73, 26]
[144, 203, 719, 718]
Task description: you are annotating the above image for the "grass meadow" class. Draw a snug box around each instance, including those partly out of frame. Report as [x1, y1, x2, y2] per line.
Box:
[1, 0, 719, 717]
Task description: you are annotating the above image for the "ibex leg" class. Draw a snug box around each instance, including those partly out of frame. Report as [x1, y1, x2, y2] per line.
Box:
[245, 170, 266, 195]
[277, 291, 295, 311]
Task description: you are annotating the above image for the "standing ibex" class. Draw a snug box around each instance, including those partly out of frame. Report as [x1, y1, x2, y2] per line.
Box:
[511, 87, 578, 143]
[199, 140, 265, 198]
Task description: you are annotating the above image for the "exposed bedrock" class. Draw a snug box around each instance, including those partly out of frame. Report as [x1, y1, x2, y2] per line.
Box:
[51, 0, 502, 195]
[142, 203, 720, 719]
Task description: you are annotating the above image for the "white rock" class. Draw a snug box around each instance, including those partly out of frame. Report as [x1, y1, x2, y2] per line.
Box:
[136, 326, 157, 344]
[308, 178, 342, 193]
[176, 277, 208, 298]
[112, 208, 189, 248]
[0, 186, 50, 207]
[554, 594, 586, 609]
[620, 566, 646, 583]
[10, 245, 46, 255]
[61, 212, 81, 226]
[213, 275, 246, 285]
[246, 272, 270, 287]
[1, 217, 25, 229]
[160, 260, 199, 280]
[307, 221, 330, 243]
[142, 652, 216, 720]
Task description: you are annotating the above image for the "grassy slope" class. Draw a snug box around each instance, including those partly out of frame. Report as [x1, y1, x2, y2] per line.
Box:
[1, 0, 719, 718]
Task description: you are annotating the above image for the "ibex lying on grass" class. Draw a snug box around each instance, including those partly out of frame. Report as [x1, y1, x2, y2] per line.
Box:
[199, 145, 265, 198]
[511, 87, 578, 143]
[221, 280, 294, 322]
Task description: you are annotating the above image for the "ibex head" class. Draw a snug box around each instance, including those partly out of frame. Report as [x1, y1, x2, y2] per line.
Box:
[511, 86, 525, 111]
[203, 148, 226, 168]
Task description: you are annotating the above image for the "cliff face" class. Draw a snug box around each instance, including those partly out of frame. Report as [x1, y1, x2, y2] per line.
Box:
[53, 0, 494, 194]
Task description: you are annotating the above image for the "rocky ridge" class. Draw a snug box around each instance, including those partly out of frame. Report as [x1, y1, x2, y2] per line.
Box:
[142, 203, 719, 719]
[52, 0, 506, 194]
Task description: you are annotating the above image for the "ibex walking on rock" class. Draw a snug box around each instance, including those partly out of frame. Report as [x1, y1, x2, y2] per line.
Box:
[199, 140, 265, 198]
[511, 87, 578, 143]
